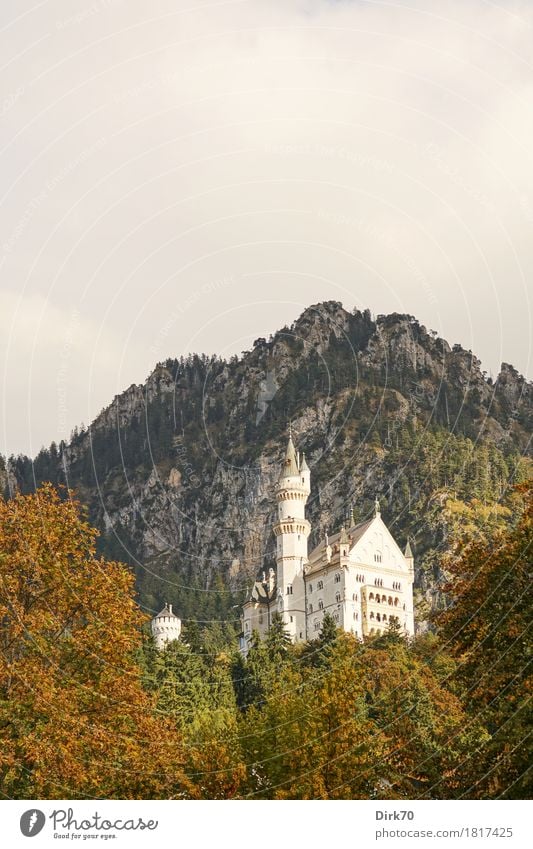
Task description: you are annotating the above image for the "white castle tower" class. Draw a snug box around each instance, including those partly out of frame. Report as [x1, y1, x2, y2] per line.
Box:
[151, 602, 181, 649]
[272, 430, 311, 642]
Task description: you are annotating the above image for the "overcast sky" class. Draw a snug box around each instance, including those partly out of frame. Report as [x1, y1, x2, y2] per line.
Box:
[1, 0, 532, 457]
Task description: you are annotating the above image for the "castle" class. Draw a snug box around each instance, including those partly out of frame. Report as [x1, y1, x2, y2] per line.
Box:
[240, 432, 415, 655]
[150, 432, 415, 653]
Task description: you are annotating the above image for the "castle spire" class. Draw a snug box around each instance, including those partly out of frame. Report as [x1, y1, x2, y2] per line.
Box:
[280, 430, 299, 478]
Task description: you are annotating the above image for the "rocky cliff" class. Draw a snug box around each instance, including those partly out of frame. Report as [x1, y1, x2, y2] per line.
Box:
[4, 302, 532, 625]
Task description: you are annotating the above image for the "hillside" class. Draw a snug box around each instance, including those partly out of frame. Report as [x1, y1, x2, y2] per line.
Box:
[2, 301, 531, 625]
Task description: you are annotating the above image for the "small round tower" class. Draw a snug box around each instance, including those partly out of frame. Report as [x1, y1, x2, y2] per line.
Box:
[151, 602, 181, 649]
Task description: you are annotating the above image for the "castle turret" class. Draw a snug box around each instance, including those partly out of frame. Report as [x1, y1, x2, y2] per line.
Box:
[404, 539, 414, 572]
[403, 540, 415, 635]
[151, 602, 182, 650]
[300, 452, 310, 493]
[273, 432, 311, 642]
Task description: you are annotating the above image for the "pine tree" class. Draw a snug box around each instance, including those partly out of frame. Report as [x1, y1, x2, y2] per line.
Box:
[266, 612, 291, 659]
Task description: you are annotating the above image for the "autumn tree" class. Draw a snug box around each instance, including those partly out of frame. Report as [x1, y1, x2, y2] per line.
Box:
[240, 633, 387, 799]
[0, 485, 192, 799]
[437, 481, 533, 799]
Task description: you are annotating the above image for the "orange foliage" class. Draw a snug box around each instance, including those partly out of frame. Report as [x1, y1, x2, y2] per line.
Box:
[0, 485, 193, 799]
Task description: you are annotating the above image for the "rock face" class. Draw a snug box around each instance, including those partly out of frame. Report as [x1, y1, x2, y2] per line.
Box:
[3, 302, 532, 621]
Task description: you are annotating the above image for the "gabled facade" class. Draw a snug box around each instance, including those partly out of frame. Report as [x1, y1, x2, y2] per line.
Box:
[241, 435, 415, 654]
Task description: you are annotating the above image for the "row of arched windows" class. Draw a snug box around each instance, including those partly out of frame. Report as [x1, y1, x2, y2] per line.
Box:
[370, 612, 392, 622]
[368, 592, 400, 606]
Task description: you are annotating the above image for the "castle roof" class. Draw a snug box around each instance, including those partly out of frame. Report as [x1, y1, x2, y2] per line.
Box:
[300, 452, 309, 472]
[153, 603, 179, 619]
[280, 434, 299, 479]
[308, 516, 375, 564]
[404, 539, 413, 558]
[246, 578, 277, 605]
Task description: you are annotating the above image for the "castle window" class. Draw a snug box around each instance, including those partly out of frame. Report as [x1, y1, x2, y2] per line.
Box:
[317, 580, 323, 590]
[352, 593, 358, 601]
[335, 592, 341, 603]
[374, 552, 382, 563]
[334, 573, 341, 583]
[308, 603, 313, 614]
[333, 612, 339, 623]
[376, 613, 381, 622]
[290, 616, 294, 623]
[318, 600, 324, 610]
[314, 620, 320, 631]
[394, 598, 399, 607]
[369, 592, 375, 601]
[286, 585, 293, 595]
[388, 596, 393, 605]
[309, 583, 313, 593]
[370, 612, 375, 619]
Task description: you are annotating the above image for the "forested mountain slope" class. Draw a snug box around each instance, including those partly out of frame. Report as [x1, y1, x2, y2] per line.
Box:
[2, 301, 531, 625]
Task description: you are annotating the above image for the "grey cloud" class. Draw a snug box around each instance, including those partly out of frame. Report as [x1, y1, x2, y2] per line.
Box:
[0, 0, 531, 455]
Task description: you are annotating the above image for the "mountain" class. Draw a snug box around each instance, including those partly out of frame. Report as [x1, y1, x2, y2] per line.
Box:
[2, 301, 531, 626]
